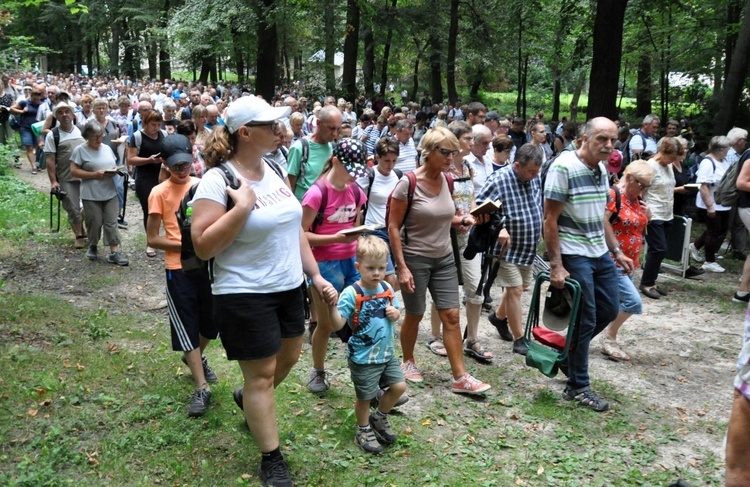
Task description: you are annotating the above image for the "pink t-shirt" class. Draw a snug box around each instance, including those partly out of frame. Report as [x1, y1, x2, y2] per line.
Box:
[302, 179, 367, 261]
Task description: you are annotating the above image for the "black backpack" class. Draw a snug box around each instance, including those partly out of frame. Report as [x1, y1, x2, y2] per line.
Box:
[176, 158, 284, 279]
[361, 166, 403, 223]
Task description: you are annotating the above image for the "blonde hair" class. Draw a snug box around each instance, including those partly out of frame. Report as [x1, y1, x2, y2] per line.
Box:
[623, 160, 655, 184]
[421, 127, 459, 161]
[290, 112, 305, 125]
[192, 105, 207, 119]
[356, 235, 390, 262]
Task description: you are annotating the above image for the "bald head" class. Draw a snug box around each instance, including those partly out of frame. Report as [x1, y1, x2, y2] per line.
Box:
[206, 104, 219, 124]
[284, 96, 299, 112]
[581, 117, 617, 164]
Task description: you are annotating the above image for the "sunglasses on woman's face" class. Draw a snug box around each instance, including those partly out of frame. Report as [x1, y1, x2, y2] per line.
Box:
[436, 147, 459, 157]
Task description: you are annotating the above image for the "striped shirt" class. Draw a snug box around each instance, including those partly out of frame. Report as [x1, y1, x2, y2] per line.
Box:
[476, 164, 543, 266]
[544, 151, 609, 258]
[395, 138, 418, 173]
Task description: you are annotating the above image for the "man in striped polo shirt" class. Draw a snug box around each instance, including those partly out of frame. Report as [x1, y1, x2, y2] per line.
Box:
[543, 117, 634, 412]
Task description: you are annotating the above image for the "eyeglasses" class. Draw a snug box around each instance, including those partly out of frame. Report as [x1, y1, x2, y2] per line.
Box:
[436, 148, 459, 157]
[635, 179, 651, 190]
[171, 163, 192, 172]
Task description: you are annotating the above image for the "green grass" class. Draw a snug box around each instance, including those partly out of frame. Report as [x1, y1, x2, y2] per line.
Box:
[478, 92, 638, 121]
[0, 168, 726, 486]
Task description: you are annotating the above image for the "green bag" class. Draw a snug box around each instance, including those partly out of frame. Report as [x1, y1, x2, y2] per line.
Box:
[525, 342, 561, 378]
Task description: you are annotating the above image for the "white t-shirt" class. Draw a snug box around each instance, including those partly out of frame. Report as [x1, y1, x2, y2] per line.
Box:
[357, 167, 401, 226]
[464, 153, 492, 195]
[695, 156, 731, 211]
[629, 131, 658, 160]
[395, 138, 418, 173]
[191, 161, 304, 295]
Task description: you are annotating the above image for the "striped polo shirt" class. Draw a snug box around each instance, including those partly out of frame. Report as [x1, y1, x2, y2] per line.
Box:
[544, 150, 609, 258]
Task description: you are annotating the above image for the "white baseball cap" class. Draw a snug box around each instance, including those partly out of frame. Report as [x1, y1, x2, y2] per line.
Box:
[225, 95, 290, 134]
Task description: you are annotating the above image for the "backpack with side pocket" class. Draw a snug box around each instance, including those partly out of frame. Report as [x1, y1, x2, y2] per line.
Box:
[336, 281, 394, 343]
[621, 133, 646, 168]
[176, 158, 284, 279]
[608, 185, 622, 225]
[292, 136, 311, 194]
[714, 149, 750, 207]
[385, 171, 454, 245]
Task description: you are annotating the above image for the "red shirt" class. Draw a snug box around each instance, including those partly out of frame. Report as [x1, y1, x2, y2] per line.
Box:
[607, 187, 648, 267]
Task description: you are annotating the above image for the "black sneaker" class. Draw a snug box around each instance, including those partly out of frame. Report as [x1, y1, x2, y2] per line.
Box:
[512, 338, 529, 356]
[188, 388, 212, 417]
[259, 455, 294, 487]
[181, 354, 218, 383]
[233, 386, 244, 410]
[733, 251, 748, 260]
[488, 314, 513, 341]
[733, 292, 750, 304]
[117, 217, 129, 229]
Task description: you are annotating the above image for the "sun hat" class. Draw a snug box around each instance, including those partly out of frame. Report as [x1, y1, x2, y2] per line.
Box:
[52, 101, 76, 117]
[333, 138, 368, 178]
[161, 134, 194, 168]
[542, 287, 574, 332]
[225, 95, 290, 134]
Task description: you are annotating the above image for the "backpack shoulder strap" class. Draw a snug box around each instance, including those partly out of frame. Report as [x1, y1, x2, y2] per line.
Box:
[262, 156, 285, 180]
[393, 168, 403, 179]
[133, 130, 142, 152]
[311, 179, 328, 232]
[52, 126, 60, 148]
[215, 162, 239, 189]
[351, 281, 392, 330]
[444, 172, 455, 194]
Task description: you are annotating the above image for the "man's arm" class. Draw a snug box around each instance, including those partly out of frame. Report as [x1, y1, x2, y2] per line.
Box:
[543, 198, 569, 288]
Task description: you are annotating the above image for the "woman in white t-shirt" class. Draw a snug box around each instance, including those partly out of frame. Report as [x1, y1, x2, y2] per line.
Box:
[190, 95, 336, 486]
[691, 136, 732, 273]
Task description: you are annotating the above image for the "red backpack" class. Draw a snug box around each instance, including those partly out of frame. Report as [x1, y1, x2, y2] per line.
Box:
[384, 171, 454, 245]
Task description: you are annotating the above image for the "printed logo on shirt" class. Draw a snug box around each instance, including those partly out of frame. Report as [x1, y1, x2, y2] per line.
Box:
[254, 186, 294, 210]
[327, 204, 358, 223]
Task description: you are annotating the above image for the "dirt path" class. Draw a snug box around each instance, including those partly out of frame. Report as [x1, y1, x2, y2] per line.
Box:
[2, 164, 743, 479]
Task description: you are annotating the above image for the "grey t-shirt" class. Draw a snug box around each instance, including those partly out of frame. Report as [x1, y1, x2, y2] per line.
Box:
[70, 144, 119, 201]
[392, 175, 454, 258]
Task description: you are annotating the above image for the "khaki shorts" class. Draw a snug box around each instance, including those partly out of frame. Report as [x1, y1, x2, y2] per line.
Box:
[496, 260, 533, 289]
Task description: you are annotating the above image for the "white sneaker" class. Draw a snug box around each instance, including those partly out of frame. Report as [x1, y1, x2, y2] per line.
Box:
[689, 243, 704, 263]
[703, 261, 725, 273]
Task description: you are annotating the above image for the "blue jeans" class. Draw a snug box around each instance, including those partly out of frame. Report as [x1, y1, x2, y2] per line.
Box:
[618, 272, 642, 315]
[561, 253, 620, 393]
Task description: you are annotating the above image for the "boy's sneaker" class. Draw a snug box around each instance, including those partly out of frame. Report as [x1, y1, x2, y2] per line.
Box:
[370, 388, 409, 408]
[369, 413, 397, 444]
[355, 427, 383, 454]
[86, 245, 97, 260]
[400, 359, 423, 383]
[733, 292, 750, 303]
[489, 313, 513, 341]
[188, 388, 212, 417]
[307, 369, 329, 394]
[451, 373, 491, 395]
[233, 386, 244, 410]
[702, 261, 725, 273]
[689, 243, 704, 263]
[259, 455, 293, 487]
[181, 354, 219, 383]
[107, 251, 129, 266]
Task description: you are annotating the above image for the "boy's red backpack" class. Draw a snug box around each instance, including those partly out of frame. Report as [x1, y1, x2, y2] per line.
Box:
[384, 171, 454, 245]
[335, 281, 394, 343]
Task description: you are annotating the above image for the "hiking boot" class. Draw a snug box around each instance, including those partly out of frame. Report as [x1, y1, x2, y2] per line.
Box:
[188, 388, 212, 417]
[563, 387, 609, 412]
[703, 261, 725, 273]
[233, 386, 244, 410]
[355, 427, 383, 454]
[181, 354, 218, 383]
[259, 455, 294, 487]
[107, 251, 129, 266]
[307, 369, 329, 394]
[400, 359, 423, 383]
[371, 388, 409, 408]
[451, 373, 491, 395]
[489, 313, 513, 341]
[86, 245, 97, 260]
[689, 243, 704, 263]
[513, 338, 529, 356]
[370, 413, 397, 444]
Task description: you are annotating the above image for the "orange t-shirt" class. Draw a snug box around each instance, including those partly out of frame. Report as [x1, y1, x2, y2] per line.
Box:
[606, 187, 648, 267]
[148, 177, 199, 270]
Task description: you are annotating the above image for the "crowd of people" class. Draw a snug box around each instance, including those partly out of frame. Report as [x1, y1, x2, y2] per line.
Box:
[3, 71, 750, 486]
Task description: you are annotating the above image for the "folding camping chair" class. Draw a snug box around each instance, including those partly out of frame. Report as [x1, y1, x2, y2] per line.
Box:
[659, 215, 692, 278]
[523, 272, 582, 378]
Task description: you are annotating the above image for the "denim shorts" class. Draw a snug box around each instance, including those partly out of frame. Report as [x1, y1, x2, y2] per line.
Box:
[367, 228, 395, 275]
[348, 355, 405, 400]
[318, 256, 360, 292]
[617, 272, 642, 315]
[19, 126, 34, 147]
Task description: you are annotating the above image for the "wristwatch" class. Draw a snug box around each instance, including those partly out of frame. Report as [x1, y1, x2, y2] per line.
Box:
[612, 247, 622, 255]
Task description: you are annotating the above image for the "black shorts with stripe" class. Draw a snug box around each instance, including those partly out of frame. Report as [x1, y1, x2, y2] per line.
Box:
[166, 269, 218, 352]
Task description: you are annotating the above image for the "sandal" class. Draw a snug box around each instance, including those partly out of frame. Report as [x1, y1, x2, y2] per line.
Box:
[599, 336, 630, 361]
[146, 247, 157, 258]
[563, 387, 609, 412]
[426, 337, 448, 357]
[639, 285, 660, 300]
[654, 285, 668, 297]
[74, 236, 86, 249]
[463, 339, 493, 363]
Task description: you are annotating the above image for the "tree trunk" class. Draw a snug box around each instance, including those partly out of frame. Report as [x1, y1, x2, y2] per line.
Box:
[95, 34, 101, 73]
[209, 56, 217, 83]
[86, 39, 93, 76]
[516, 6, 523, 116]
[521, 55, 528, 119]
[552, 77, 561, 122]
[429, 30, 443, 105]
[232, 26, 245, 84]
[110, 21, 121, 77]
[362, 25, 375, 97]
[198, 54, 212, 84]
[725, 0, 742, 82]
[255, 0, 278, 100]
[469, 65, 483, 100]
[446, 0, 459, 104]
[570, 69, 586, 121]
[324, 0, 336, 93]
[586, 0, 629, 120]
[147, 37, 158, 80]
[342, 0, 360, 103]
[635, 51, 651, 117]
[379, 0, 397, 97]
[715, 0, 750, 134]
[159, 0, 171, 81]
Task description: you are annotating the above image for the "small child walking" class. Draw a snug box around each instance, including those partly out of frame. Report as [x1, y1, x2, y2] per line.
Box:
[327, 235, 408, 453]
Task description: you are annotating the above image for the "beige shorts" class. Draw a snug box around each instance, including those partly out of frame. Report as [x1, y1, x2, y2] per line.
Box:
[496, 260, 533, 289]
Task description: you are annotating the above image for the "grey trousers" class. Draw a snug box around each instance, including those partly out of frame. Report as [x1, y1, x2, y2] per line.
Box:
[83, 197, 120, 248]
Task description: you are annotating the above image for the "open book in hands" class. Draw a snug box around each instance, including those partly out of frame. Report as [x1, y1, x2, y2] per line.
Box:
[470, 199, 502, 217]
[339, 224, 385, 236]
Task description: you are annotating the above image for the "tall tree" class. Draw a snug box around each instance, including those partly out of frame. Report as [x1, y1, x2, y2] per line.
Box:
[715, 0, 750, 134]
[342, 0, 360, 102]
[256, 0, 278, 99]
[446, 0, 459, 104]
[587, 0, 629, 120]
[378, 0, 397, 96]
[428, 30, 443, 104]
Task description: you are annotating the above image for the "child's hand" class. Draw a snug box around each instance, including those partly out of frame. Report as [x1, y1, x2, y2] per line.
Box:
[322, 284, 338, 305]
[385, 305, 400, 322]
